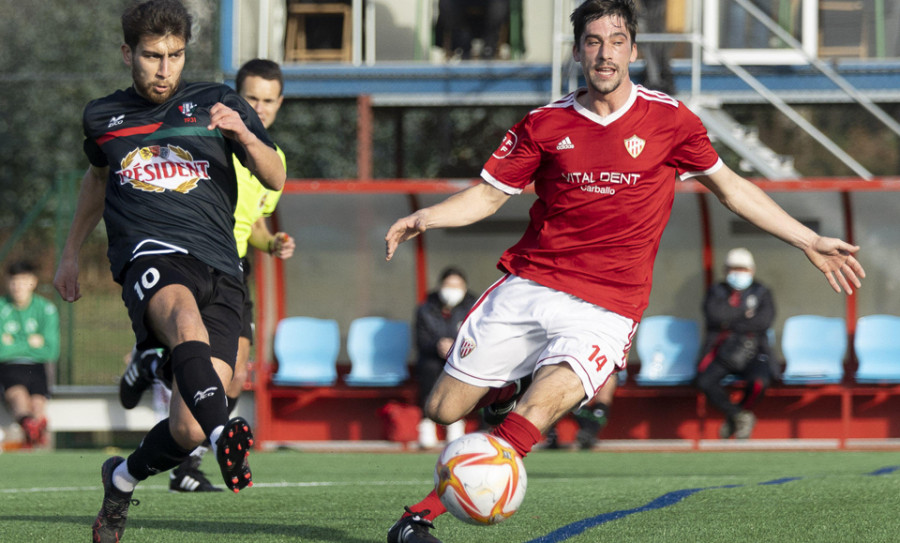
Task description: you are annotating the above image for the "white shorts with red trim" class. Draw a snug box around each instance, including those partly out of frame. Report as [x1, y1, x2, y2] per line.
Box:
[444, 274, 636, 403]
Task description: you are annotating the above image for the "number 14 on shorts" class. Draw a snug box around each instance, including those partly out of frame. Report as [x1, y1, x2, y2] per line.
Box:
[588, 345, 608, 372]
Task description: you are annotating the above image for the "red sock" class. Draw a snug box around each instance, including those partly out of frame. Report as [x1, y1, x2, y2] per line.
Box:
[490, 412, 542, 458]
[472, 381, 519, 411]
[403, 489, 446, 521]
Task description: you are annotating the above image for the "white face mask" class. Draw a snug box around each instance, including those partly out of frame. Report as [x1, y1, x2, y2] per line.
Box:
[726, 271, 753, 291]
[439, 287, 466, 308]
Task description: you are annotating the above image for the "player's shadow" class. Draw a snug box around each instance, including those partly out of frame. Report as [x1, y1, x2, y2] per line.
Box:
[0, 515, 374, 542]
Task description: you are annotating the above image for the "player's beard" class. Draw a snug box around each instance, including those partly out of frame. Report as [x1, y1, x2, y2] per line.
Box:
[585, 63, 626, 96]
[133, 67, 181, 104]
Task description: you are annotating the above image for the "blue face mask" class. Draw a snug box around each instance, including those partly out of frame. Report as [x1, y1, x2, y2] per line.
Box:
[726, 271, 753, 291]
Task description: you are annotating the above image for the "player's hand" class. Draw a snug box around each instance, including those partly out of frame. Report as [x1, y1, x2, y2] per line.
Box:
[803, 236, 865, 294]
[208, 102, 252, 145]
[53, 258, 82, 302]
[385, 212, 427, 261]
[271, 232, 295, 259]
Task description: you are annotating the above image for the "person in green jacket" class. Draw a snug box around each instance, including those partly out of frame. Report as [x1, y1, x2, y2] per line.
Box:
[0, 260, 59, 447]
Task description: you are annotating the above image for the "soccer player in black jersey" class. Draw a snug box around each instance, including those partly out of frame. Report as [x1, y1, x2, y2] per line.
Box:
[53, 1, 285, 541]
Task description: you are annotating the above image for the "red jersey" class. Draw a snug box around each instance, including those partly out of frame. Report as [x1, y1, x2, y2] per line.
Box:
[482, 85, 722, 321]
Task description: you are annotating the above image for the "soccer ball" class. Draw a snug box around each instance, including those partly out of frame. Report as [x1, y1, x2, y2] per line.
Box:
[434, 432, 527, 525]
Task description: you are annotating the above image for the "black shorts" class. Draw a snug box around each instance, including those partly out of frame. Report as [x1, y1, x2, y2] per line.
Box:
[120, 254, 245, 368]
[240, 257, 254, 343]
[0, 362, 50, 397]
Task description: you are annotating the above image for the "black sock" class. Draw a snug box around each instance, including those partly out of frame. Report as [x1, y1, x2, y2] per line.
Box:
[171, 341, 228, 438]
[127, 419, 192, 480]
[226, 394, 239, 415]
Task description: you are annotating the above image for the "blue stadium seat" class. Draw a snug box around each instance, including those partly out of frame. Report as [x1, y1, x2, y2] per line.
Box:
[634, 316, 701, 386]
[780, 315, 846, 385]
[854, 314, 900, 384]
[344, 317, 411, 386]
[271, 317, 340, 386]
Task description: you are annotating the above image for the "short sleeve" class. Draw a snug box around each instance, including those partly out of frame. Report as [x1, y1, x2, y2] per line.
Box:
[82, 108, 109, 168]
[222, 88, 277, 166]
[670, 105, 722, 180]
[481, 116, 542, 194]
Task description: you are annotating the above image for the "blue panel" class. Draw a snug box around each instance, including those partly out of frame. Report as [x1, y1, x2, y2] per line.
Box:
[220, 0, 236, 74]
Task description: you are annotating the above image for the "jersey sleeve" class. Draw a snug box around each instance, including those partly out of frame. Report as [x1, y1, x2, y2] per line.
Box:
[82, 104, 109, 168]
[222, 88, 277, 166]
[481, 116, 542, 195]
[260, 146, 287, 216]
[670, 105, 723, 181]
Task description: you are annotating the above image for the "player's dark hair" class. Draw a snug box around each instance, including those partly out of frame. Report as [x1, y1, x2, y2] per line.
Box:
[122, 0, 193, 51]
[570, 0, 637, 45]
[7, 260, 37, 277]
[236, 59, 284, 96]
[439, 267, 467, 285]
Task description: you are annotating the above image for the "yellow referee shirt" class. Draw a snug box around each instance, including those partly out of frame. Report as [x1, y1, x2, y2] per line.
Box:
[232, 145, 287, 258]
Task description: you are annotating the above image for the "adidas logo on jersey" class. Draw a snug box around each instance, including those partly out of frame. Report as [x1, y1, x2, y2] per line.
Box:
[556, 137, 574, 150]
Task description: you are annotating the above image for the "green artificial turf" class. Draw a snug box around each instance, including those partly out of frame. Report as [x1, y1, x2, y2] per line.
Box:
[0, 448, 896, 542]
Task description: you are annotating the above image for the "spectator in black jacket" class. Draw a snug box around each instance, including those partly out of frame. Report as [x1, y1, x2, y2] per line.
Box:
[696, 248, 776, 440]
[415, 267, 477, 448]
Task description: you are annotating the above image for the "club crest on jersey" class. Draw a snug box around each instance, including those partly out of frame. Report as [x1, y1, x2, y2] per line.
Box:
[115, 144, 211, 194]
[624, 135, 645, 158]
[492, 130, 518, 159]
[458, 337, 476, 358]
[179, 102, 197, 117]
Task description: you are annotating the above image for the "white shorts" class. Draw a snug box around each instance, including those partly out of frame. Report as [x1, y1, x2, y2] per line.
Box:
[445, 274, 637, 403]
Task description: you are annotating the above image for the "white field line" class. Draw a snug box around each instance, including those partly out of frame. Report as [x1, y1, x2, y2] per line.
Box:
[0, 477, 625, 495]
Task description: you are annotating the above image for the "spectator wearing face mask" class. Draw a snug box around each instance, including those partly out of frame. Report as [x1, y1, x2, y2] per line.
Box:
[695, 248, 777, 440]
[414, 267, 477, 448]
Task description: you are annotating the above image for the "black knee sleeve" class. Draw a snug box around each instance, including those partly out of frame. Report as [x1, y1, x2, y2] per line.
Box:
[171, 340, 228, 437]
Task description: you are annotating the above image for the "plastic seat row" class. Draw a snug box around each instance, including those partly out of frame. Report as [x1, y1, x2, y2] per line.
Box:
[271, 316, 411, 387]
[632, 314, 900, 386]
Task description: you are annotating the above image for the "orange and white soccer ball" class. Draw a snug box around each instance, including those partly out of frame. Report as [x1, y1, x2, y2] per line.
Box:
[434, 432, 527, 525]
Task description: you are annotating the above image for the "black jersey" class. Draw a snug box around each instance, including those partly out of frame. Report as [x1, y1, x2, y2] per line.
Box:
[82, 82, 275, 283]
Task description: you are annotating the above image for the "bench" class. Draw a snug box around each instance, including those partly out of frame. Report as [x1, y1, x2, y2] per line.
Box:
[253, 363, 419, 444]
[609, 379, 900, 448]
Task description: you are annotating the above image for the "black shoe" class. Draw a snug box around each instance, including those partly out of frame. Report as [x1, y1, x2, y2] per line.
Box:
[170, 455, 223, 492]
[573, 404, 609, 450]
[216, 417, 254, 493]
[92, 456, 139, 543]
[481, 375, 533, 427]
[387, 507, 442, 543]
[543, 426, 562, 450]
[119, 347, 162, 409]
[575, 428, 599, 450]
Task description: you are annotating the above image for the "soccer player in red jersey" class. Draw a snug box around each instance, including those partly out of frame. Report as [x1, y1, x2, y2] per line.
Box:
[384, 1, 865, 541]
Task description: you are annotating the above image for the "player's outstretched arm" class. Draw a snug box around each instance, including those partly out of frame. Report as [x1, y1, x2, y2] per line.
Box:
[697, 165, 865, 294]
[208, 102, 285, 191]
[385, 181, 510, 261]
[54, 165, 108, 302]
